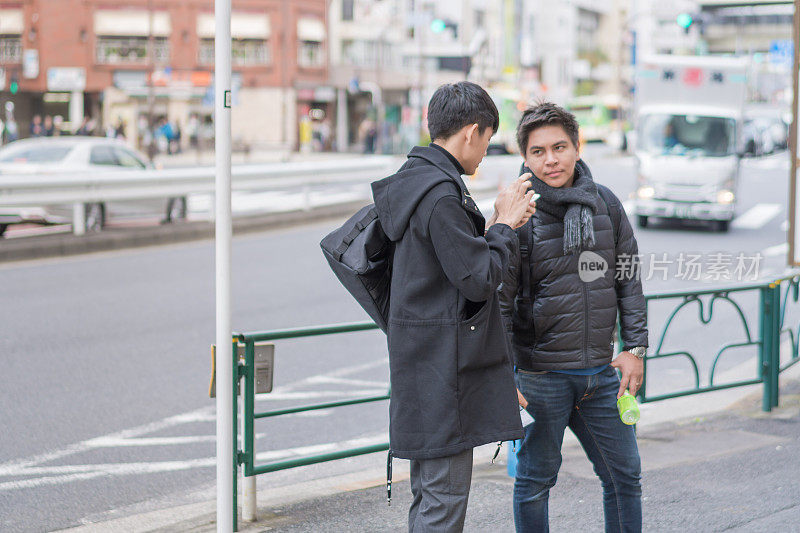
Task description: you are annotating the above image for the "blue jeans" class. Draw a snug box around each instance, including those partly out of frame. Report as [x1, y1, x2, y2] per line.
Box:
[513, 366, 642, 533]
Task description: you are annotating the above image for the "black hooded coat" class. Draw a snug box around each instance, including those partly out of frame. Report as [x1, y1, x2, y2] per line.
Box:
[371, 145, 523, 460]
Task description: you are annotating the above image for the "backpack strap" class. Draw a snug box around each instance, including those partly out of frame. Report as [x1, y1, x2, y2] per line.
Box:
[334, 207, 378, 261]
[597, 185, 621, 248]
[518, 220, 532, 300]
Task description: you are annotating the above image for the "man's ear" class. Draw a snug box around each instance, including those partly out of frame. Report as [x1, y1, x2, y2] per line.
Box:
[464, 123, 479, 144]
[576, 140, 581, 160]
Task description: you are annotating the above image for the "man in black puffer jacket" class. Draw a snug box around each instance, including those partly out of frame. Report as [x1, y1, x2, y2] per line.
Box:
[499, 103, 648, 533]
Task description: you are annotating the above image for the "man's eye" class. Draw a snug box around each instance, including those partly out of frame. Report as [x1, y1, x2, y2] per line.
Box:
[555, 145, 565, 151]
[531, 150, 542, 156]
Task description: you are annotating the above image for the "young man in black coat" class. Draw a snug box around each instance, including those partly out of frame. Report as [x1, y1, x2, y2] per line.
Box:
[499, 103, 648, 533]
[371, 82, 536, 531]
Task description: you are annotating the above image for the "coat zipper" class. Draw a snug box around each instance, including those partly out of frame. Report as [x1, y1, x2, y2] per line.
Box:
[582, 282, 589, 366]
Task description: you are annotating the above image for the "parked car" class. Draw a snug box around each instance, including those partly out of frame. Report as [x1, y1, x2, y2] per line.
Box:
[0, 137, 186, 236]
[743, 106, 789, 156]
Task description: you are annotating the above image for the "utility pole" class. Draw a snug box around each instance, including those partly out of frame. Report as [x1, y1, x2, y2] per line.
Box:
[214, 0, 234, 530]
[147, 0, 156, 162]
[788, 0, 799, 265]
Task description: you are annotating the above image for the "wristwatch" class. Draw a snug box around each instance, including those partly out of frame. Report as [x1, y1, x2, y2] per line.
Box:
[628, 346, 647, 359]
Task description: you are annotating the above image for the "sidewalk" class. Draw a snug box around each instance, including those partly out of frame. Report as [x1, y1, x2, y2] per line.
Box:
[66, 371, 800, 533]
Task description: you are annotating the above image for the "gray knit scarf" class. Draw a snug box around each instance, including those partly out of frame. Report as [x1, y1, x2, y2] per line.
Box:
[520, 159, 599, 255]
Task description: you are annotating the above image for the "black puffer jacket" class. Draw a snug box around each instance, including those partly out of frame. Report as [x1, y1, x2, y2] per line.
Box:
[371, 145, 523, 460]
[499, 181, 648, 371]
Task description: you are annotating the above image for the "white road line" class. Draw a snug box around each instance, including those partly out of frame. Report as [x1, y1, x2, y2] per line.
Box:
[0, 433, 388, 492]
[731, 203, 782, 230]
[762, 243, 789, 257]
[305, 376, 388, 388]
[0, 360, 387, 491]
[254, 389, 389, 402]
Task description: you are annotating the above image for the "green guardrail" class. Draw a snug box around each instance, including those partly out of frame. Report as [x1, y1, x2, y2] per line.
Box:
[227, 275, 800, 529]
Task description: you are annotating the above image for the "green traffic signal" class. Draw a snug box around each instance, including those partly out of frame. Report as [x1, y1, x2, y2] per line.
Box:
[9, 80, 18, 94]
[431, 18, 446, 33]
[676, 13, 693, 29]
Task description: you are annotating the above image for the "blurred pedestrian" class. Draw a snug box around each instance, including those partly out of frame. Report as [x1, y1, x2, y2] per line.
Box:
[359, 118, 377, 154]
[3, 115, 18, 143]
[188, 115, 200, 151]
[30, 114, 44, 137]
[52, 115, 64, 136]
[43, 115, 54, 136]
[114, 119, 126, 140]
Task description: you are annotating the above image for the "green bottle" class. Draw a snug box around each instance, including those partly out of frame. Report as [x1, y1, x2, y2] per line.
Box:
[617, 390, 640, 425]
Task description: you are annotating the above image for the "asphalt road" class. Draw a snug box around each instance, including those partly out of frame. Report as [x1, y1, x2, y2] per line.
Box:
[0, 145, 795, 531]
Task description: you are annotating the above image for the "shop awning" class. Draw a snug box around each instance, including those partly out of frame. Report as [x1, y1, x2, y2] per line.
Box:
[93, 10, 172, 37]
[297, 17, 325, 42]
[197, 12, 271, 39]
[0, 9, 24, 34]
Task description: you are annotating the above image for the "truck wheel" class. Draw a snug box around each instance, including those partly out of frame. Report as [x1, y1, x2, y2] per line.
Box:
[0, 223, 8, 237]
[636, 215, 649, 228]
[85, 203, 106, 232]
[714, 220, 730, 232]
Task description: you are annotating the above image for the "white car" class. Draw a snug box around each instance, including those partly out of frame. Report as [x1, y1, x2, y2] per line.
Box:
[0, 137, 186, 236]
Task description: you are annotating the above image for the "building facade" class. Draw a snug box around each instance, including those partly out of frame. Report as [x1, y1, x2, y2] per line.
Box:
[0, 0, 328, 150]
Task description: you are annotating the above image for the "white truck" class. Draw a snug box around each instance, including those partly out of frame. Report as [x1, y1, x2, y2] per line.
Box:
[632, 55, 749, 232]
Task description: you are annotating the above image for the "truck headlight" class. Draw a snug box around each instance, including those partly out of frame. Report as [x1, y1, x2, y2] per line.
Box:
[637, 186, 655, 199]
[717, 190, 735, 204]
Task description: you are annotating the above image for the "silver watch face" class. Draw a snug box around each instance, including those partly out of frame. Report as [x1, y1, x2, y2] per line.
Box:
[630, 347, 646, 358]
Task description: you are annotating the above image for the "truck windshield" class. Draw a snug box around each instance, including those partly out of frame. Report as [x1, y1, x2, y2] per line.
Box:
[639, 114, 736, 157]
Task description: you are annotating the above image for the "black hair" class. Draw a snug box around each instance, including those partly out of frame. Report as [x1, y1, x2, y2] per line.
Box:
[427, 81, 499, 141]
[516, 101, 580, 154]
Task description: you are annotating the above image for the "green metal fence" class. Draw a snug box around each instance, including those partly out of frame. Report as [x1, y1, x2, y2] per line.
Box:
[227, 275, 800, 528]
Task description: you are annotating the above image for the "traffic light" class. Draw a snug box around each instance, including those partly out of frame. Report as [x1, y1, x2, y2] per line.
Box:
[430, 18, 446, 33]
[9, 74, 19, 94]
[676, 13, 693, 34]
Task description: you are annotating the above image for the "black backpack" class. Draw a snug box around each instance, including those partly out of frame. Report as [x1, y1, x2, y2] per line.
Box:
[320, 204, 393, 332]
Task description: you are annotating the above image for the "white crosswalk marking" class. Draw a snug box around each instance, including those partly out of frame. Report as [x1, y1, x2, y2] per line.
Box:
[762, 243, 788, 257]
[731, 203, 782, 230]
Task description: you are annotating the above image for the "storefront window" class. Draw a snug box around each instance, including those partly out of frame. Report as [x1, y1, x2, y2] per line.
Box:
[0, 36, 21, 63]
[198, 39, 270, 66]
[96, 37, 169, 65]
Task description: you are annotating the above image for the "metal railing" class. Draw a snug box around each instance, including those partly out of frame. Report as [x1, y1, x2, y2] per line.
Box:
[228, 274, 800, 528]
[633, 276, 800, 410]
[0, 157, 395, 235]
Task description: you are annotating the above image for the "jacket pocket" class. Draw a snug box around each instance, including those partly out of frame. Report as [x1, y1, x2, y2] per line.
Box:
[457, 297, 510, 372]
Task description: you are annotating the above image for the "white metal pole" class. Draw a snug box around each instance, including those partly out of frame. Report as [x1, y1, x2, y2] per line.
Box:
[241, 389, 256, 521]
[215, 0, 233, 531]
[72, 202, 86, 236]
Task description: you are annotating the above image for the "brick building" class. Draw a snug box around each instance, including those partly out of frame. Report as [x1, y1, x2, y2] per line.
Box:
[0, 0, 329, 150]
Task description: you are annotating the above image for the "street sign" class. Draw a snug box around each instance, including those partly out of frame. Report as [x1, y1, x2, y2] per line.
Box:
[47, 67, 86, 91]
[770, 39, 793, 65]
[23, 49, 39, 79]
